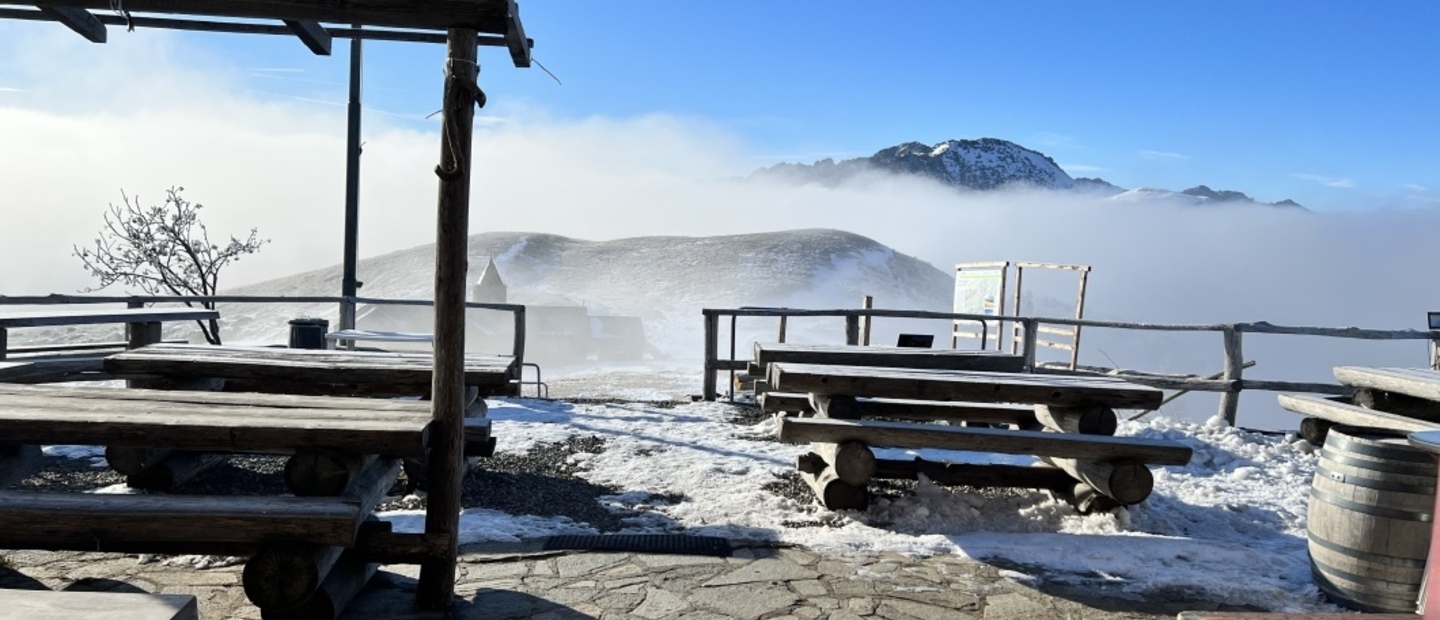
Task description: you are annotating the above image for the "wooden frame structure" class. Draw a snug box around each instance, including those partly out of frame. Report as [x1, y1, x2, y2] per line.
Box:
[949, 261, 1091, 369]
[0, 1, 534, 612]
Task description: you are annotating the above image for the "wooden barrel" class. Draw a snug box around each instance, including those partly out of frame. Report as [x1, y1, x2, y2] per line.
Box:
[1307, 425, 1437, 613]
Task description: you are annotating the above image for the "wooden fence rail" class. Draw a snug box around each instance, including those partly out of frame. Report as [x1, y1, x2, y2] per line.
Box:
[702, 307, 1440, 426]
[0, 295, 527, 372]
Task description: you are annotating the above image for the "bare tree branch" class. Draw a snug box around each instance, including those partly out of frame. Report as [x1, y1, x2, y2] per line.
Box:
[73, 187, 269, 344]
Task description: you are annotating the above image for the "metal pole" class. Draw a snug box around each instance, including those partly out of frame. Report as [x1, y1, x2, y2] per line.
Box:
[339, 27, 364, 330]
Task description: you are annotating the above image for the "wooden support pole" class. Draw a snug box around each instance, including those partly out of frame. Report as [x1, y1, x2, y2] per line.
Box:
[703, 311, 719, 401]
[1218, 326, 1244, 425]
[244, 543, 346, 611]
[1071, 268, 1090, 370]
[126, 451, 227, 492]
[286, 451, 378, 497]
[1034, 405, 1117, 436]
[511, 306, 526, 384]
[860, 295, 873, 346]
[1041, 457, 1153, 505]
[283, 19, 331, 55]
[416, 26, 477, 613]
[260, 549, 379, 620]
[1299, 417, 1332, 445]
[811, 441, 875, 486]
[0, 444, 42, 488]
[844, 315, 860, 346]
[105, 447, 173, 476]
[1020, 318, 1038, 371]
[1050, 481, 1122, 515]
[778, 314, 787, 343]
[796, 452, 868, 511]
[0, 327, 7, 360]
[809, 393, 861, 419]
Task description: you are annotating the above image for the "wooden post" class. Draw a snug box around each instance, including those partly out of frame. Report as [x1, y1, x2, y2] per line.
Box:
[1009, 264, 1023, 353]
[1218, 326, 1244, 426]
[416, 27, 476, 612]
[860, 295, 872, 346]
[511, 306, 525, 381]
[728, 314, 738, 400]
[0, 327, 7, 360]
[844, 314, 860, 346]
[1020, 318, 1039, 371]
[703, 311, 719, 401]
[1071, 268, 1090, 370]
[778, 314, 788, 344]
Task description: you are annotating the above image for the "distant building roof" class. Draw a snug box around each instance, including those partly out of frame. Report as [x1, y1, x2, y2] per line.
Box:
[475, 257, 506, 288]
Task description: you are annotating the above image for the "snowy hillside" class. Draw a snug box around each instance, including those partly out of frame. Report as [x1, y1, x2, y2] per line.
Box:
[220, 228, 955, 355]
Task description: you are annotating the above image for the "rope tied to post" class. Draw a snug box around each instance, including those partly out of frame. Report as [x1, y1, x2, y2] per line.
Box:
[434, 57, 486, 181]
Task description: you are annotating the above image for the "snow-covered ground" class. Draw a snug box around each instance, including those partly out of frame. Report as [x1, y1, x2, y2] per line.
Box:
[369, 364, 1340, 613]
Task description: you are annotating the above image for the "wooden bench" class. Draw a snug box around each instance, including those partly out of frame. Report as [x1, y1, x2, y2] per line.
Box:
[759, 391, 1040, 426]
[0, 589, 198, 620]
[104, 343, 516, 397]
[1278, 392, 1439, 434]
[754, 342, 1026, 373]
[768, 363, 1164, 408]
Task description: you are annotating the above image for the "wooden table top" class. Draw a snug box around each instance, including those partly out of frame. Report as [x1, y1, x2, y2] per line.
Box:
[0, 384, 433, 456]
[768, 363, 1164, 409]
[104, 343, 516, 390]
[1334, 366, 1440, 402]
[753, 342, 1025, 373]
[0, 307, 218, 328]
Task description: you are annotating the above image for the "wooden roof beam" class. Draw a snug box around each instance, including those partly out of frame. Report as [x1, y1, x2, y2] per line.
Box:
[283, 18, 330, 55]
[36, 4, 104, 42]
[503, 0, 529, 68]
[20, 0, 512, 35]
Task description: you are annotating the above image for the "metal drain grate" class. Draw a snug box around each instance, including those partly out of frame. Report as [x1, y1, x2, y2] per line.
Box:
[542, 534, 731, 557]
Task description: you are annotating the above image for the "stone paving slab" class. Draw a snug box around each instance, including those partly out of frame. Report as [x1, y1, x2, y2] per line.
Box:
[0, 542, 1231, 620]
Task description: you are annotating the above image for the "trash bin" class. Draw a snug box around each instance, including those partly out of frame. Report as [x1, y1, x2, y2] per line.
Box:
[288, 317, 329, 350]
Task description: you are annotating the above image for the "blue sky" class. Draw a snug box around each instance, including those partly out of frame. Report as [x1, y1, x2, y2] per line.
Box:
[136, 0, 1440, 212]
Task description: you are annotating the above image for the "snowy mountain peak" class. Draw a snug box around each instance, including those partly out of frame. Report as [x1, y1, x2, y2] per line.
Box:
[751, 137, 1075, 191]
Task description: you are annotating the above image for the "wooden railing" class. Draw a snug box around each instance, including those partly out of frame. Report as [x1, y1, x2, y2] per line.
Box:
[701, 307, 1440, 425]
[0, 294, 528, 372]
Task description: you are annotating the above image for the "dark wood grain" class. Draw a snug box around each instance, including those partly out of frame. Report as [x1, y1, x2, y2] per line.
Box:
[769, 363, 1163, 408]
[0, 307, 217, 327]
[779, 417, 1192, 465]
[754, 342, 1025, 373]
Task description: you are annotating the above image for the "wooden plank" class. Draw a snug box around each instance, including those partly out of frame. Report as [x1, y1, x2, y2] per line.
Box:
[0, 491, 364, 547]
[0, 386, 432, 456]
[503, 0, 529, 67]
[768, 363, 1163, 409]
[778, 417, 1193, 465]
[283, 18, 329, 54]
[873, 458, 1076, 490]
[23, 0, 515, 35]
[760, 392, 1040, 426]
[37, 5, 105, 42]
[104, 343, 514, 389]
[0, 307, 217, 328]
[0, 383, 431, 412]
[1276, 393, 1440, 433]
[754, 343, 1025, 373]
[0, 589, 198, 620]
[1334, 366, 1440, 402]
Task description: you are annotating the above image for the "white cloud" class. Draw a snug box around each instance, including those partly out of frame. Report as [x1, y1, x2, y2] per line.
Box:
[0, 86, 27, 93]
[1138, 149, 1187, 160]
[1405, 183, 1429, 192]
[1293, 173, 1356, 189]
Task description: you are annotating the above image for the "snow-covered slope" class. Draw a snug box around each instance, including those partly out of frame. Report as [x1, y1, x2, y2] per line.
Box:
[220, 229, 955, 355]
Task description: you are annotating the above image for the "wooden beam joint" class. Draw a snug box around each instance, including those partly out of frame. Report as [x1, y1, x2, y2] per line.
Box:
[283, 18, 331, 55]
[37, 5, 105, 42]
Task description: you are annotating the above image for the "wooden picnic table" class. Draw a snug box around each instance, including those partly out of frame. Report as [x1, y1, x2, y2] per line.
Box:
[1334, 366, 1440, 402]
[753, 342, 1026, 373]
[104, 343, 517, 397]
[0, 307, 218, 360]
[765, 361, 1182, 513]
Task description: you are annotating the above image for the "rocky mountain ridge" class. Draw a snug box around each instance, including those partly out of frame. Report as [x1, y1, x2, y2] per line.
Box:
[753, 138, 1304, 209]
